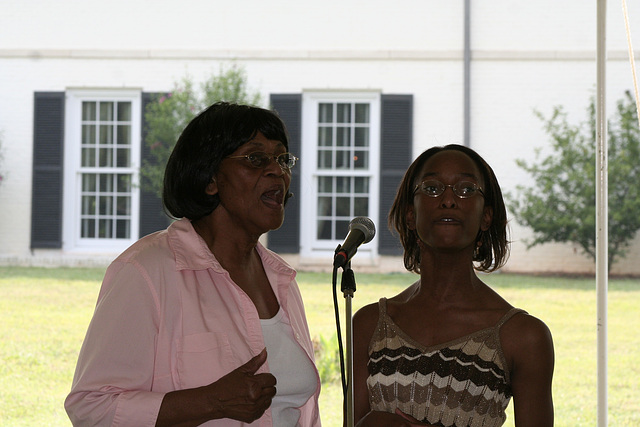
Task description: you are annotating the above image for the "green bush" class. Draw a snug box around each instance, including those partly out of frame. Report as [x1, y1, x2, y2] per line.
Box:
[508, 91, 640, 269]
[140, 64, 262, 197]
[313, 333, 341, 384]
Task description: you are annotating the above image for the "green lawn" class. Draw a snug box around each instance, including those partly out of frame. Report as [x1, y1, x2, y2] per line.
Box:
[1, 266, 639, 426]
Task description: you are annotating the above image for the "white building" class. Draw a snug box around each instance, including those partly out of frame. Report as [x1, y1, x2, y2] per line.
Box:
[1, 0, 639, 275]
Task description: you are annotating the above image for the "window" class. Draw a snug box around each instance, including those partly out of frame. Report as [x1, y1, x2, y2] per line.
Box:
[64, 91, 141, 251]
[300, 92, 380, 259]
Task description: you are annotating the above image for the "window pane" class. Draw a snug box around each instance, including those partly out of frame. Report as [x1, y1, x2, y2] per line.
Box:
[355, 103, 370, 123]
[99, 174, 112, 192]
[354, 150, 368, 169]
[354, 197, 369, 217]
[354, 177, 369, 193]
[336, 197, 351, 216]
[336, 177, 350, 193]
[78, 96, 135, 242]
[312, 100, 375, 243]
[116, 196, 131, 215]
[336, 127, 350, 147]
[82, 219, 95, 238]
[117, 124, 131, 145]
[82, 148, 96, 167]
[82, 196, 96, 215]
[99, 148, 113, 167]
[318, 176, 333, 193]
[117, 102, 131, 121]
[317, 219, 332, 240]
[99, 125, 113, 145]
[336, 220, 349, 240]
[99, 219, 112, 238]
[116, 219, 130, 239]
[354, 127, 369, 147]
[319, 103, 333, 123]
[99, 195, 112, 215]
[336, 150, 350, 169]
[116, 148, 130, 167]
[82, 125, 96, 145]
[99, 102, 114, 121]
[117, 174, 131, 192]
[336, 103, 350, 123]
[82, 174, 96, 192]
[317, 196, 332, 216]
[317, 150, 333, 169]
[82, 102, 96, 121]
[318, 127, 332, 147]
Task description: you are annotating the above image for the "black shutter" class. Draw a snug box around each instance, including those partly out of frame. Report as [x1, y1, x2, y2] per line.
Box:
[31, 92, 65, 249]
[139, 92, 171, 237]
[268, 94, 302, 253]
[379, 94, 413, 255]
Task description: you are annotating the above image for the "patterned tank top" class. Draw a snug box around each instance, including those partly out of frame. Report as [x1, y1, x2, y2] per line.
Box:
[367, 298, 525, 427]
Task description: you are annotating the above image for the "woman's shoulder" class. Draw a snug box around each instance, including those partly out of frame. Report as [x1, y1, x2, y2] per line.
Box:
[500, 310, 554, 365]
[353, 300, 382, 327]
[501, 310, 552, 339]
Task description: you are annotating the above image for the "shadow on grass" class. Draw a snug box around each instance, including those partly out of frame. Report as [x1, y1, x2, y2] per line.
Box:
[0, 266, 106, 282]
[1, 266, 638, 291]
[299, 271, 640, 292]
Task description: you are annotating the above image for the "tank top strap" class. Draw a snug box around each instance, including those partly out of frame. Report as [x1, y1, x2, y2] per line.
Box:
[368, 298, 389, 347]
[496, 307, 528, 329]
[377, 297, 388, 316]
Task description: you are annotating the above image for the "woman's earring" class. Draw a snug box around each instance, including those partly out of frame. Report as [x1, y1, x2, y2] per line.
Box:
[473, 234, 484, 260]
[284, 191, 294, 207]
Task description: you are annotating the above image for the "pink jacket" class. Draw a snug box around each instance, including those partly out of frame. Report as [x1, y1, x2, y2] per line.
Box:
[65, 218, 321, 426]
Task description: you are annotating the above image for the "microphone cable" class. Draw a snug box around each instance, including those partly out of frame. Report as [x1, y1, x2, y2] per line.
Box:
[331, 264, 348, 408]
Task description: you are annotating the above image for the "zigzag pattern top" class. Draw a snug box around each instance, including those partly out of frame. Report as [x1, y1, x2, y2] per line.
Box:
[366, 298, 525, 427]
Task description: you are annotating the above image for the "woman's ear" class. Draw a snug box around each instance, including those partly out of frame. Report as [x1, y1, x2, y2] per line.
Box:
[205, 177, 218, 196]
[481, 206, 493, 232]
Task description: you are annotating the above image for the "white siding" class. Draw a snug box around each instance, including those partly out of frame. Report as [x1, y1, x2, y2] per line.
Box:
[1, 0, 639, 273]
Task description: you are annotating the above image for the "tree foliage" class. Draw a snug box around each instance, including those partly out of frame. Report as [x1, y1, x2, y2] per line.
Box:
[507, 91, 640, 269]
[140, 64, 262, 197]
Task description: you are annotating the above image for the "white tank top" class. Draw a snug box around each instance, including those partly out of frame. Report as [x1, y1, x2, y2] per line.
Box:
[260, 307, 318, 426]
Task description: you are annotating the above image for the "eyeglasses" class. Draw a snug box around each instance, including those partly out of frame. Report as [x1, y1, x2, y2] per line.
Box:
[414, 180, 484, 199]
[226, 152, 298, 170]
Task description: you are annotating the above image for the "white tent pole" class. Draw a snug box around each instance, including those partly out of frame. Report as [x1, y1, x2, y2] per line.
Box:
[595, 0, 608, 426]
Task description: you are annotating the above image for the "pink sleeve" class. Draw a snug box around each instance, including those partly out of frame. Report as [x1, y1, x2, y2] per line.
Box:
[65, 261, 165, 427]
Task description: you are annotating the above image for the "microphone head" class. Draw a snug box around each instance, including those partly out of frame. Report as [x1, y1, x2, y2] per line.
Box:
[348, 216, 376, 244]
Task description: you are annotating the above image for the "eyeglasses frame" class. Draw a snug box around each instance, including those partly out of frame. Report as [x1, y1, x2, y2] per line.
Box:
[226, 151, 298, 170]
[413, 179, 485, 199]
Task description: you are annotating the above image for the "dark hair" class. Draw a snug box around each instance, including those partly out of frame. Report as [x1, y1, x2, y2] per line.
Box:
[388, 144, 509, 273]
[163, 101, 290, 220]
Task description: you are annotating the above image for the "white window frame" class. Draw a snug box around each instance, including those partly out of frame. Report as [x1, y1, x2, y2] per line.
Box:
[300, 91, 381, 262]
[63, 89, 141, 252]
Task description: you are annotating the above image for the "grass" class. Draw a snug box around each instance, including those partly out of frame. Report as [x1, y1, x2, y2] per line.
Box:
[1, 267, 639, 426]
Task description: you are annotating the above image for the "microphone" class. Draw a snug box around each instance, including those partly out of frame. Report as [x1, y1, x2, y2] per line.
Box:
[333, 217, 376, 268]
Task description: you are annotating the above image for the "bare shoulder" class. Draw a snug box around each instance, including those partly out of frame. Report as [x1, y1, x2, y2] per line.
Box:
[502, 311, 553, 344]
[353, 301, 381, 334]
[501, 311, 555, 370]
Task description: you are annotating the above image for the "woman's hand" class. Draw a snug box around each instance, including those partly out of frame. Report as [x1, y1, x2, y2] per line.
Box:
[394, 409, 434, 426]
[156, 348, 276, 427]
[206, 348, 277, 423]
[355, 409, 433, 427]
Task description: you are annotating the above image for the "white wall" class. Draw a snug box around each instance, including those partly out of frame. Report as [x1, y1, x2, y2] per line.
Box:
[1, 0, 639, 274]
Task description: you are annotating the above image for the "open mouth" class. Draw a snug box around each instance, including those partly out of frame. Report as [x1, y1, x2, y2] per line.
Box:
[436, 217, 460, 224]
[261, 188, 284, 207]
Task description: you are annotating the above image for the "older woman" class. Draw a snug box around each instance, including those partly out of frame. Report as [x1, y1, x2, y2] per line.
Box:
[65, 102, 321, 427]
[353, 145, 554, 427]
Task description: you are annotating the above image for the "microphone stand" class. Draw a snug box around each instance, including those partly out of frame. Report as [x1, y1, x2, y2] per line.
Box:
[340, 262, 357, 427]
